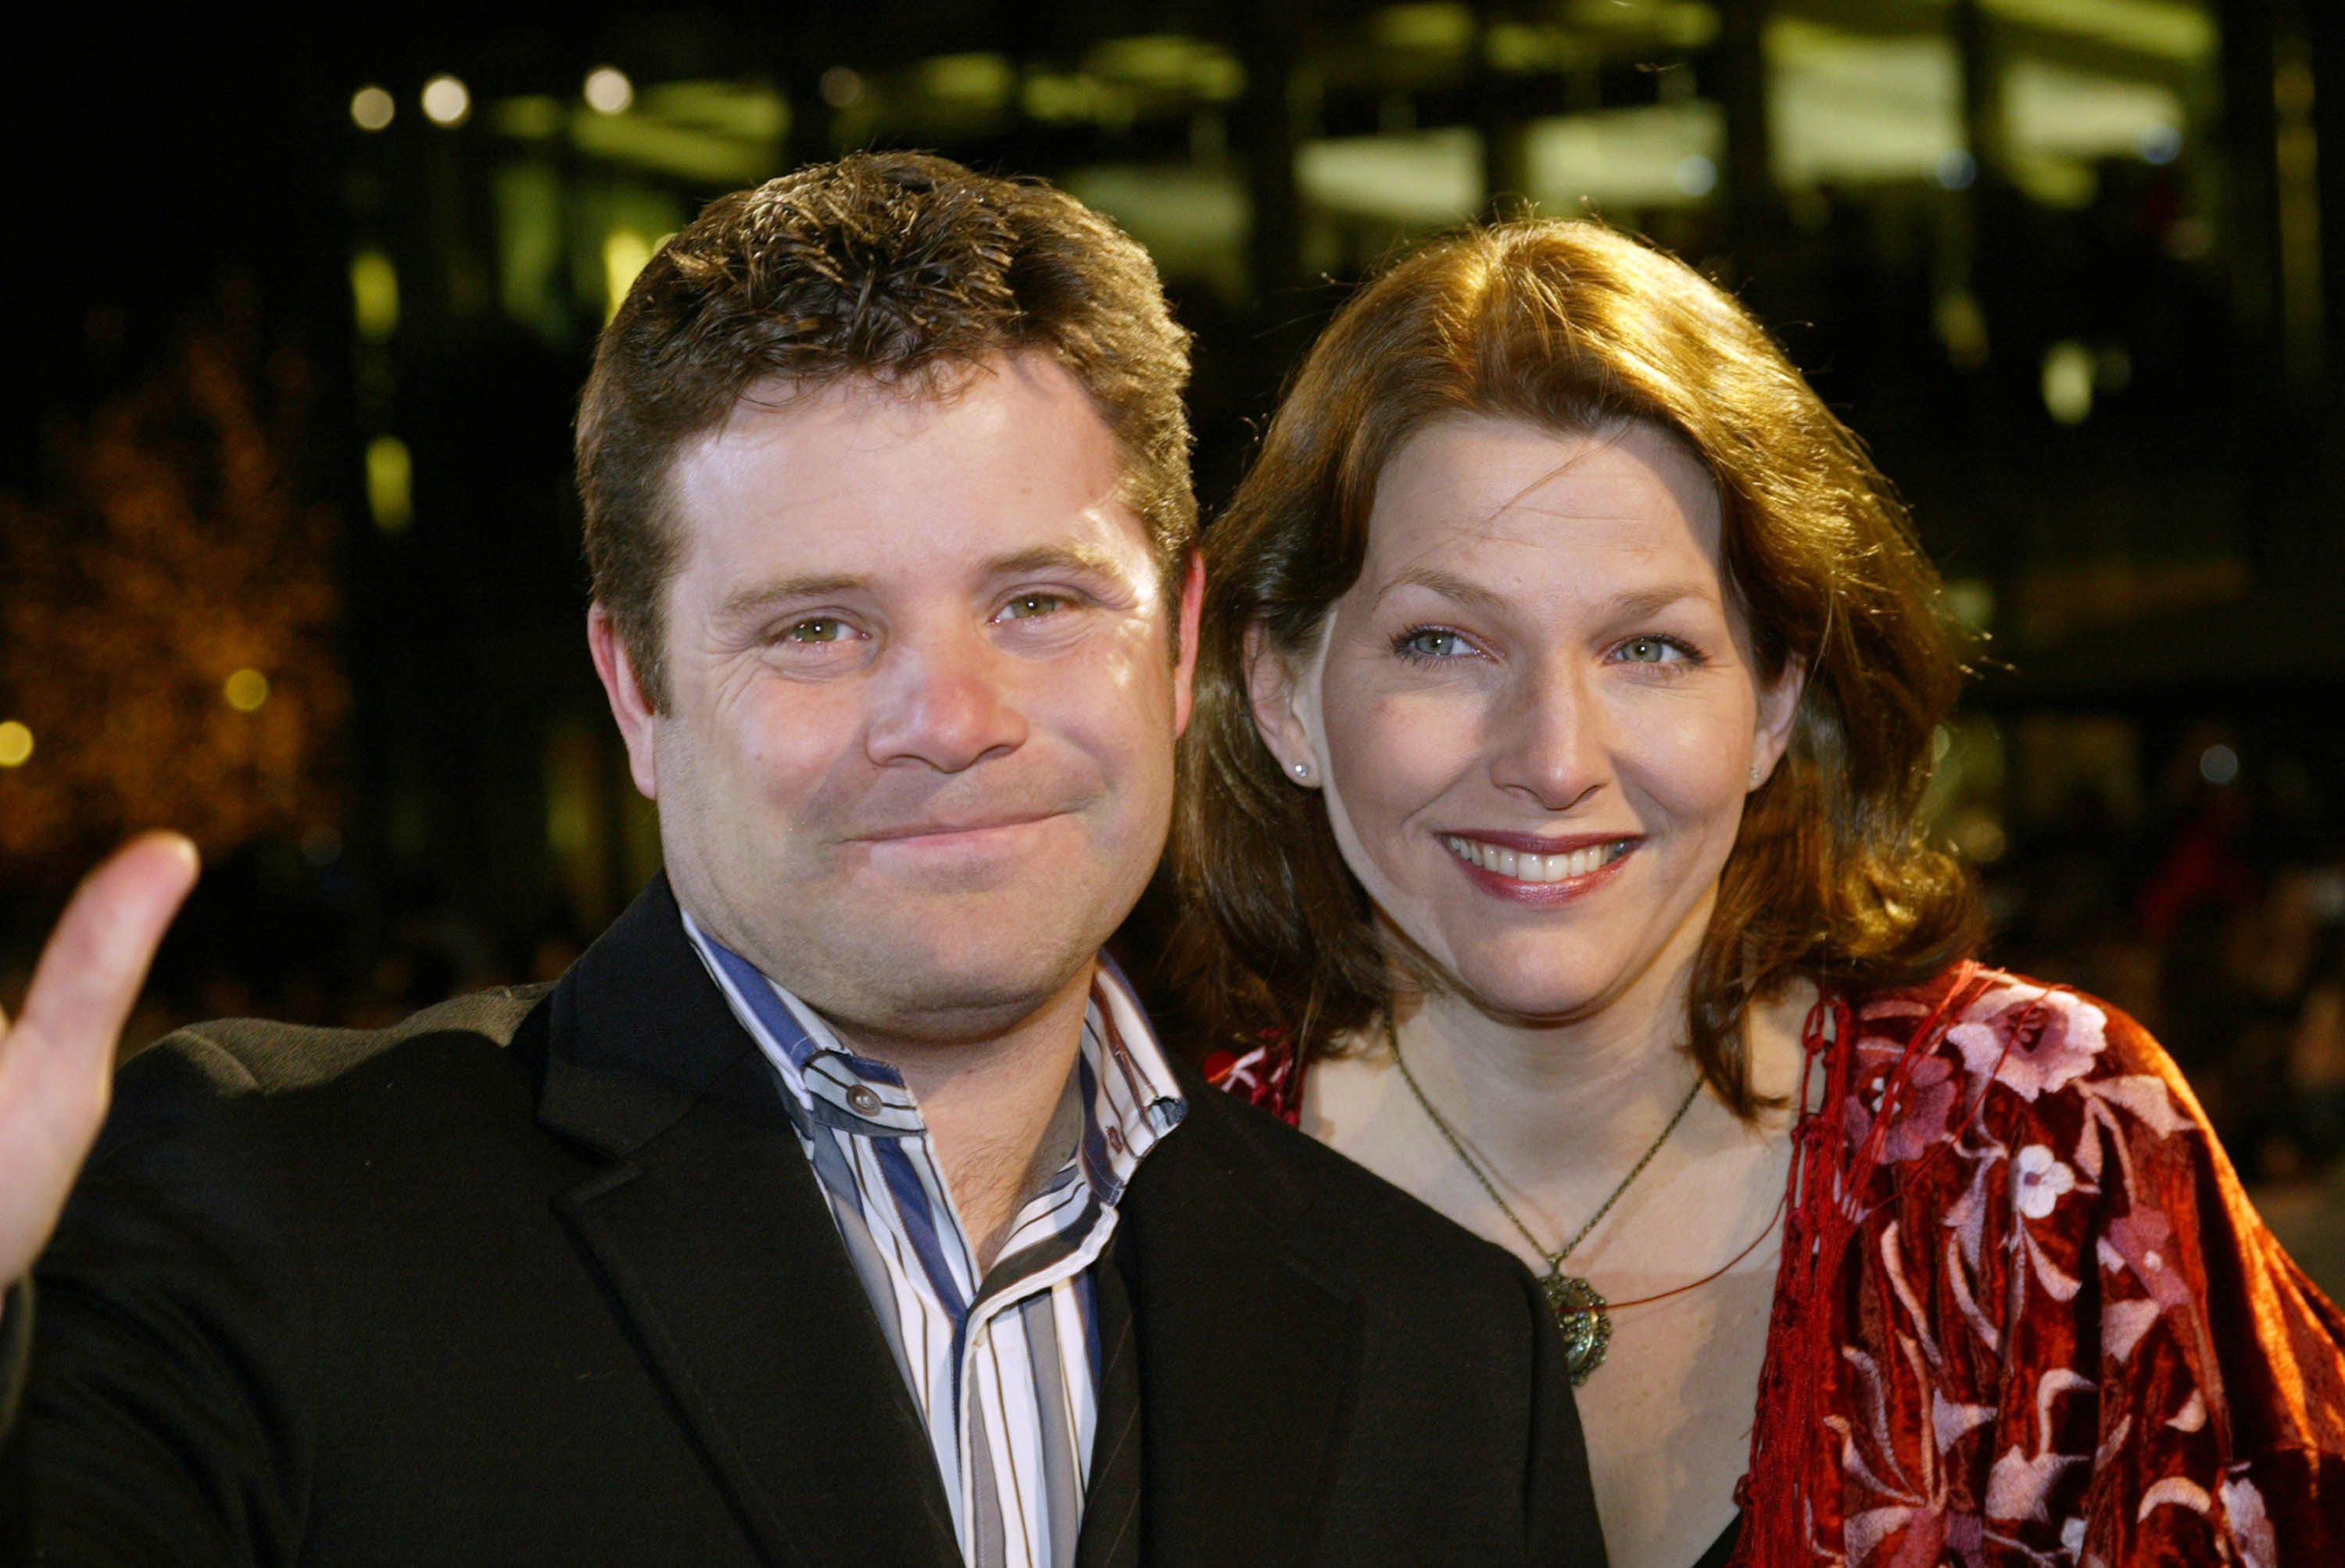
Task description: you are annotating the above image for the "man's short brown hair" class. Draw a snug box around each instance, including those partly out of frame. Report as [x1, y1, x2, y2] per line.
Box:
[576, 152, 1195, 707]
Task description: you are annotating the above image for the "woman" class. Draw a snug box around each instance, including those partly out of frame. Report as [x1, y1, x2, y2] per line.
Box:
[1177, 220, 2345, 1566]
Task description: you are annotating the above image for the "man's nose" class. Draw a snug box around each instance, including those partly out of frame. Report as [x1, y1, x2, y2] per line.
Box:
[1484, 659, 1606, 811]
[863, 627, 1029, 773]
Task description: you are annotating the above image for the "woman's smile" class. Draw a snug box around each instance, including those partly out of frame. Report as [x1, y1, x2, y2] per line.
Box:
[1437, 833, 1638, 900]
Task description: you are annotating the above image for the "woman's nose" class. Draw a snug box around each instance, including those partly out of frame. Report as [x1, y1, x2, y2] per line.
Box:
[1484, 661, 1605, 811]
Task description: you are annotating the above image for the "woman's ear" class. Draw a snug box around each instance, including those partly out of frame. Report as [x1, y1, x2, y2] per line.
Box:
[1244, 621, 1321, 787]
[1749, 654, 1807, 789]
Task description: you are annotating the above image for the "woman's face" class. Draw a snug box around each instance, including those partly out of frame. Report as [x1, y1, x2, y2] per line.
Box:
[1251, 416, 1801, 1026]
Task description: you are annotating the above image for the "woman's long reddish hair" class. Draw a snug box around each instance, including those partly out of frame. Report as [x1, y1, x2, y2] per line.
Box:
[1174, 220, 1982, 1118]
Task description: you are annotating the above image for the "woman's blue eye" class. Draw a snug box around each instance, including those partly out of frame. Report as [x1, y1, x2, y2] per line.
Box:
[1618, 635, 1683, 664]
[1396, 628, 1472, 660]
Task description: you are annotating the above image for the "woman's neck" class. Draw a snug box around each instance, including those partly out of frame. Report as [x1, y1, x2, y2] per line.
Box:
[1305, 950, 1815, 1271]
[1390, 979, 1698, 1180]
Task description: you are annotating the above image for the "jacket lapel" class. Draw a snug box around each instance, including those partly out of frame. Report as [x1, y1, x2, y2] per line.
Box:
[539, 878, 961, 1568]
[1110, 1084, 1362, 1564]
[1072, 1237, 1142, 1568]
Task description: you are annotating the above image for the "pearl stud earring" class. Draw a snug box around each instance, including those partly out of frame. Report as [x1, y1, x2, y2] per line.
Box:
[1294, 761, 1311, 779]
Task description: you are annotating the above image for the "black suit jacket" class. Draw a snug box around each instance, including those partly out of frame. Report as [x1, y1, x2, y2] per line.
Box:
[5, 878, 1603, 1565]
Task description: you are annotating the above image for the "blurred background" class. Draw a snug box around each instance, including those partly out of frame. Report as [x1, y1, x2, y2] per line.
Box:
[3, 1, 2342, 1281]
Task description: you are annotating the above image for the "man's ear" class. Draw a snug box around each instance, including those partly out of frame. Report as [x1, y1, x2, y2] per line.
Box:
[1244, 619, 1319, 787]
[1749, 653, 1807, 791]
[588, 604, 661, 800]
[1171, 550, 1205, 739]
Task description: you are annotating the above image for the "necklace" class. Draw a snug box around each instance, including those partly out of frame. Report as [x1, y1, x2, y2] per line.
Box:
[1389, 1021, 1702, 1385]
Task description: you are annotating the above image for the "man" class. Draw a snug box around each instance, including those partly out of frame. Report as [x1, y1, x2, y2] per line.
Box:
[0, 155, 1599, 1564]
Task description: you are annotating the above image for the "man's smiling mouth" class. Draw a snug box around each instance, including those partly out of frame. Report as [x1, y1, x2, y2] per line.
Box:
[857, 812, 1061, 843]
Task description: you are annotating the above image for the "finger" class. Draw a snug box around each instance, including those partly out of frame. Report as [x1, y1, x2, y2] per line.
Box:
[11, 833, 201, 1065]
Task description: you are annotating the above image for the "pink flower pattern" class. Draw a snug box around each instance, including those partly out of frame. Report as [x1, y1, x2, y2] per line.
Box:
[1742, 970, 2345, 1566]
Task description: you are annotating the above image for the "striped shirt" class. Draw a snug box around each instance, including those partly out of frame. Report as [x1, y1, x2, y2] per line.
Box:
[682, 911, 1186, 1568]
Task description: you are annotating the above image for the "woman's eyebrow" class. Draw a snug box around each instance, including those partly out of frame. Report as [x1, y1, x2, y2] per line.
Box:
[1373, 572, 1713, 621]
[1604, 584, 1713, 620]
[1373, 567, 1509, 614]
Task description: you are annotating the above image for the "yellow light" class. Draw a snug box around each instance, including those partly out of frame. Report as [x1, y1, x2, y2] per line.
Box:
[2041, 340, 2094, 425]
[351, 85, 396, 132]
[350, 251, 399, 340]
[367, 435, 414, 533]
[224, 670, 270, 712]
[820, 67, 865, 109]
[584, 66, 634, 115]
[421, 74, 471, 127]
[0, 721, 31, 768]
[603, 229, 653, 320]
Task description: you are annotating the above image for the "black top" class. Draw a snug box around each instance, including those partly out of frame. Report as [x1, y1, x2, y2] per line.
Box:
[1692, 1513, 1742, 1567]
[4, 874, 1608, 1566]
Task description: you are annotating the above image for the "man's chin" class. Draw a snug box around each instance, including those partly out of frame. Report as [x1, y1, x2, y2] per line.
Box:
[786, 943, 1104, 1049]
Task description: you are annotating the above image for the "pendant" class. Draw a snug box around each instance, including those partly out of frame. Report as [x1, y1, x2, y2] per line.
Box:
[1541, 1271, 1612, 1385]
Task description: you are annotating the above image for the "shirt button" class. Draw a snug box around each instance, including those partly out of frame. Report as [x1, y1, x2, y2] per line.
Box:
[1104, 1127, 1125, 1153]
[847, 1084, 883, 1116]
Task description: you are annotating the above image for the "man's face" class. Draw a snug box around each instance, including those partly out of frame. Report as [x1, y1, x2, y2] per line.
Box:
[593, 352, 1198, 1051]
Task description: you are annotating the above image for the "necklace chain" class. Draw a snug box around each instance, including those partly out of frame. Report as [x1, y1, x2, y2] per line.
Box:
[1387, 1018, 1703, 1269]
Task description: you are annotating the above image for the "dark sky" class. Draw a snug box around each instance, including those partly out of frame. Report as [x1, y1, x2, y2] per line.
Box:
[5, 23, 335, 487]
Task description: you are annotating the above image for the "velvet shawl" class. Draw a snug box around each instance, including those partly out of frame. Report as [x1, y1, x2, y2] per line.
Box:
[1211, 965, 2345, 1564]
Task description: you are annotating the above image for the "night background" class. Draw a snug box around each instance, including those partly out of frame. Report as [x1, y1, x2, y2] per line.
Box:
[4, 1, 2342, 1281]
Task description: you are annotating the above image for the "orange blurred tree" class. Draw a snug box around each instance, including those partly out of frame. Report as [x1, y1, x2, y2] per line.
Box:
[0, 306, 346, 874]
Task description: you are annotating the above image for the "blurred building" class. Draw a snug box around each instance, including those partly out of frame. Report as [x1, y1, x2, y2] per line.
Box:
[2, 2, 2341, 1075]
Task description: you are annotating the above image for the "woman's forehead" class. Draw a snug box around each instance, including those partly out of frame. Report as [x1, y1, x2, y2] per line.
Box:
[1358, 417, 1725, 589]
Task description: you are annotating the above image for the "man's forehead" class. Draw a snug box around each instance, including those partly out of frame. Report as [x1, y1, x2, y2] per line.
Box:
[665, 357, 1149, 593]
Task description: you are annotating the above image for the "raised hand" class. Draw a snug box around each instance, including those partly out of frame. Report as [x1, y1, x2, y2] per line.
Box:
[0, 834, 199, 1287]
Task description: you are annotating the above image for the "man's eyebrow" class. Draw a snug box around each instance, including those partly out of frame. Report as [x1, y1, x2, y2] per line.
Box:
[718, 574, 870, 620]
[713, 546, 1133, 621]
[981, 542, 1131, 580]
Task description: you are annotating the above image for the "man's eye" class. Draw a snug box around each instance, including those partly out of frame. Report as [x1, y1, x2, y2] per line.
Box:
[999, 592, 1067, 621]
[782, 618, 851, 643]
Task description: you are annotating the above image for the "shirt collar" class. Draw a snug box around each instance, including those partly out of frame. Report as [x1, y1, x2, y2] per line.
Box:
[678, 906, 1186, 1182]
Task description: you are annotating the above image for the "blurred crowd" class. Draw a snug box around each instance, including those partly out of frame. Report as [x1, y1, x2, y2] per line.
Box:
[1989, 763, 2344, 1194]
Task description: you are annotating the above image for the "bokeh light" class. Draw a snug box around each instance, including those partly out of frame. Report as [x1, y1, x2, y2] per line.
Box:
[349, 251, 399, 341]
[225, 669, 271, 713]
[0, 721, 32, 768]
[820, 67, 865, 109]
[366, 436, 414, 533]
[350, 86, 396, 132]
[421, 75, 471, 127]
[603, 230, 653, 320]
[584, 66, 634, 115]
[2041, 341, 2095, 425]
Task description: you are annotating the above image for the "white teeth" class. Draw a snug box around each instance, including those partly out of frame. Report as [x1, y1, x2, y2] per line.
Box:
[1442, 836, 1628, 883]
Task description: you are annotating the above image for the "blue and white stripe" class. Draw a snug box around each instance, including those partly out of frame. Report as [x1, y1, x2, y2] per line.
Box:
[682, 909, 1185, 1568]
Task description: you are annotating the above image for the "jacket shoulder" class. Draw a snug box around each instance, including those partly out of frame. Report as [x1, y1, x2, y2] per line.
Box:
[98, 985, 555, 1155]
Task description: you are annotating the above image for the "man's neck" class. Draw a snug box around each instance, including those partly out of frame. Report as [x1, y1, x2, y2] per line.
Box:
[831, 964, 1097, 1273]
